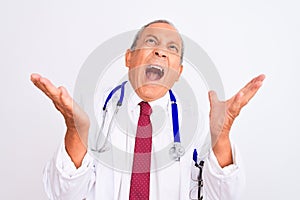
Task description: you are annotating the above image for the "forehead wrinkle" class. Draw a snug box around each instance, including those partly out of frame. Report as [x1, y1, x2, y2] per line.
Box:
[142, 29, 182, 47]
[143, 34, 159, 41]
[147, 22, 177, 31]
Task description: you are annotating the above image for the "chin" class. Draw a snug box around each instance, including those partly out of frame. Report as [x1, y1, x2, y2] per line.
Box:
[136, 85, 168, 102]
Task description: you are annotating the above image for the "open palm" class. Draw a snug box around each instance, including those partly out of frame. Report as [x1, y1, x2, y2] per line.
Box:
[209, 74, 265, 147]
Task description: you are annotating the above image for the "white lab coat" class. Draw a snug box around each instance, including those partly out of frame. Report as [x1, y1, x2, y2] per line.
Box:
[43, 85, 245, 200]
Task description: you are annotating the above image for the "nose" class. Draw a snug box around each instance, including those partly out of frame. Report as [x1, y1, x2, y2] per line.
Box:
[154, 49, 167, 58]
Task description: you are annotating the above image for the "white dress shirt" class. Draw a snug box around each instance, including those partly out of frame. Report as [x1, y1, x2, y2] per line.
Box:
[43, 84, 245, 200]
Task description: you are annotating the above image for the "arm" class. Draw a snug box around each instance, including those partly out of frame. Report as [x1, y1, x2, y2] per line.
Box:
[31, 73, 89, 168]
[208, 74, 265, 167]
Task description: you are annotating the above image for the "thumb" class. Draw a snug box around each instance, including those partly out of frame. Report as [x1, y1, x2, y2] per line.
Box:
[208, 90, 219, 106]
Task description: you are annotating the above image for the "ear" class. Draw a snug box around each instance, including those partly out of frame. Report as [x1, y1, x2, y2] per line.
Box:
[176, 65, 183, 81]
[179, 65, 183, 75]
[125, 49, 132, 68]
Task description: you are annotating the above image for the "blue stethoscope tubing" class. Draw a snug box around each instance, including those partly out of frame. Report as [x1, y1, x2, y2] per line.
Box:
[168, 90, 185, 161]
[92, 81, 204, 198]
[92, 81, 127, 152]
[92, 81, 185, 161]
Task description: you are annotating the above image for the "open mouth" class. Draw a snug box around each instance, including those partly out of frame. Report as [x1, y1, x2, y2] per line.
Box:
[145, 65, 164, 81]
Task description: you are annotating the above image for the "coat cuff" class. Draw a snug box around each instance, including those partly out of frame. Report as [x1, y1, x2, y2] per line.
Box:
[207, 143, 241, 177]
[55, 143, 94, 179]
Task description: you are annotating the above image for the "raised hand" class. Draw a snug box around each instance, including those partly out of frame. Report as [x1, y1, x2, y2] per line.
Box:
[208, 74, 265, 167]
[31, 73, 90, 167]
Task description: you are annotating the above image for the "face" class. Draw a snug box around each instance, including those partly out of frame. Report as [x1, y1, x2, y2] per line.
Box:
[125, 23, 183, 102]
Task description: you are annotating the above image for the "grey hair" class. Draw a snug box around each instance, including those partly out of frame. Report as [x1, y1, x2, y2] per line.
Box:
[130, 19, 184, 64]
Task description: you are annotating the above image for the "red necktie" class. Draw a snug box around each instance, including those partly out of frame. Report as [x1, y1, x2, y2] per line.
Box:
[129, 101, 152, 200]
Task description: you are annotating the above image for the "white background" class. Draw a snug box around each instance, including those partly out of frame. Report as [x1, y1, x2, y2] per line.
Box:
[1, 0, 299, 199]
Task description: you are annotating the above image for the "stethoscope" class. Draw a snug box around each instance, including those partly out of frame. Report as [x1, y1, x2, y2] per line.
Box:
[91, 81, 185, 161]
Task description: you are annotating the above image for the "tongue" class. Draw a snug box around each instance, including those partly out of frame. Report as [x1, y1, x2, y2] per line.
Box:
[146, 71, 160, 81]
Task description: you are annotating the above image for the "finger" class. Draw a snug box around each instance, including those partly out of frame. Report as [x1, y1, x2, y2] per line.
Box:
[239, 74, 265, 103]
[59, 86, 73, 108]
[30, 73, 41, 83]
[236, 74, 265, 101]
[31, 75, 53, 97]
[256, 74, 266, 82]
[245, 74, 265, 92]
[239, 74, 265, 93]
[39, 77, 61, 100]
[241, 79, 264, 106]
[250, 74, 265, 84]
[32, 75, 62, 103]
[31, 73, 44, 89]
[31, 73, 48, 94]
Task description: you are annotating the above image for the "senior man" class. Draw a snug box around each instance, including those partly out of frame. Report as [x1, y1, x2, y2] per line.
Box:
[31, 19, 265, 199]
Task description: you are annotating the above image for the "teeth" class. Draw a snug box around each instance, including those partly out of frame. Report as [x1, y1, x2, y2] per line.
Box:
[145, 65, 165, 80]
[148, 65, 164, 73]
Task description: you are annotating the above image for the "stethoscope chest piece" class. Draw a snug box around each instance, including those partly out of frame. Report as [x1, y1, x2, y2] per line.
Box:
[169, 142, 185, 161]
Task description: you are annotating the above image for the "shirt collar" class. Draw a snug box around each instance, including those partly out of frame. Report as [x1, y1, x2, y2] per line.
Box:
[128, 87, 170, 112]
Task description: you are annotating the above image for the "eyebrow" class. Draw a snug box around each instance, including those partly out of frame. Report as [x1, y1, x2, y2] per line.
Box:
[144, 34, 159, 41]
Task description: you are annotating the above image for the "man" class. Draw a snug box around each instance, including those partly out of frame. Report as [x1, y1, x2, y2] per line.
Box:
[31, 20, 265, 199]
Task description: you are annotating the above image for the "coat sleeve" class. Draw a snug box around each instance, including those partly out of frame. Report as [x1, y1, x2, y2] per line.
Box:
[43, 143, 96, 200]
[203, 143, 246, 200]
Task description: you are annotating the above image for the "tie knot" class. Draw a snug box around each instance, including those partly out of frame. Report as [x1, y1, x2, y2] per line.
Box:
[139, 101, 152, 116]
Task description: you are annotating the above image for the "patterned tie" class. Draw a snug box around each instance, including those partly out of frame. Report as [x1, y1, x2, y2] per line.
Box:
[129, 101, 152, 200]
